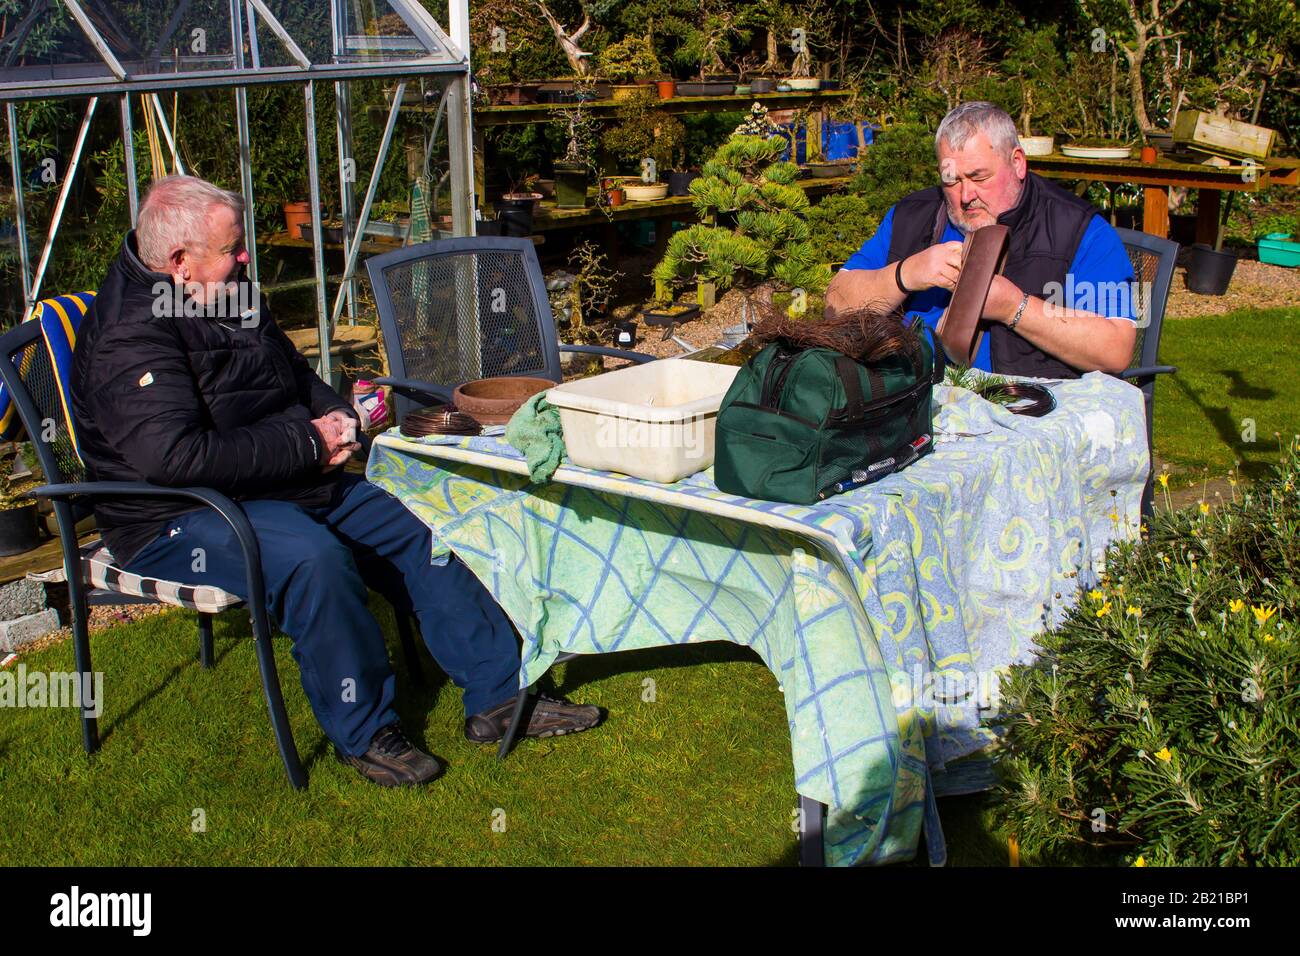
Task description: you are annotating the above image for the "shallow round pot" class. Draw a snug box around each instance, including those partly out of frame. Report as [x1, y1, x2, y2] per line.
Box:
[623, 182, 669, 201]
[452, 377, 555, 426]
[784, 77, 821, 90]
[1018, 135, 1055, 156]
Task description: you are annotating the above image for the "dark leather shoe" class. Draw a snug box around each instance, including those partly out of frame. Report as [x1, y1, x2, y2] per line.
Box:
[335, 723, 442, 787]
[465, 693, 603, 744]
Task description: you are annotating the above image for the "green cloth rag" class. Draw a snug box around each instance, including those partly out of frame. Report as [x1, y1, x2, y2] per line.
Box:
[505, 392, 566, 482]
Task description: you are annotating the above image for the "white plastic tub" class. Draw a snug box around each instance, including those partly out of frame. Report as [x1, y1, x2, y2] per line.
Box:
[545, 359, 740, 483]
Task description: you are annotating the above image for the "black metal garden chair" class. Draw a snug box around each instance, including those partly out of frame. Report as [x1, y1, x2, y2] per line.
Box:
[0, 314, 426, 790]
[364, 236, 655, 424]
[1114, 227, 1180, 517]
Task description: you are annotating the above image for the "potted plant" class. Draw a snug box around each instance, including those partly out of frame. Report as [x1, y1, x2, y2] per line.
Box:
[551, 81, 602, 208]
[653, 134, 830, 320]
[597, 34, 661, 102]
[676, 6, 739, 96]
[497, 174, 544, 236]
[0, 444, 42, 557]
[785, 41, 820, 91]
[599, 91, 685, 199]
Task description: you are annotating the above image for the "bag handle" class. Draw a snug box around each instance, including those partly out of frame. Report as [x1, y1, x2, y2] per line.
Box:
[834, 355, 867, 421]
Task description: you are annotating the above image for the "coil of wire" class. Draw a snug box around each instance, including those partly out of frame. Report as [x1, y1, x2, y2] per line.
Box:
[399, 405, 483, 438]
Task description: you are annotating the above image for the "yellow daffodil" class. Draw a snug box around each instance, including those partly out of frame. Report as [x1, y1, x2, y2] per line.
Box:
[1155, 747, 1172, 762]
[1134, 856, 1147, 867]
[1157, 474, 1169, 488]
[1263, 633, 1276, 643]
[1199, 502, 1210, 515]
[1229, 599, 1245, 614]
[1252, 605, 1278, 626]
[1127, 605, 1141, 618]
[1088, 589, 1104, 601]
[1096, 601, 1112, 618]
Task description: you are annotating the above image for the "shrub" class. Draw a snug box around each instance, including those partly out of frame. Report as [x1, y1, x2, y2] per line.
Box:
[849, 122, 937, 220]
[992, 444, 1300, 866]
[805, 193, 878, 265]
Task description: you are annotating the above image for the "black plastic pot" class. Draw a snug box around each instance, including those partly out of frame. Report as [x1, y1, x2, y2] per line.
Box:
[613, 321, 638, 348]
[668, 170, 701, 196]
[496, 193, 540, 237]
[0, 502, 41, 557]
[1185, 243, 1238, 295]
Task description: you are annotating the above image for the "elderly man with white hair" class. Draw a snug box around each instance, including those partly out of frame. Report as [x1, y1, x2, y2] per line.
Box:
[70, 175, 602, 786]
[827, 102, 1138, 376]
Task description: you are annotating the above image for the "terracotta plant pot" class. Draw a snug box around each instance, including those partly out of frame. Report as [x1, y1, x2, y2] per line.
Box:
[282, 200, 312, 234]
[452, 377, 555, 426]
[656, 79, 676, 99]
[607, 187, 626, 207]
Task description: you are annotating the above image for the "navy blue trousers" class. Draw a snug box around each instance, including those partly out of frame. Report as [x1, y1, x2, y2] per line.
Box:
[125, 474, 521, 756]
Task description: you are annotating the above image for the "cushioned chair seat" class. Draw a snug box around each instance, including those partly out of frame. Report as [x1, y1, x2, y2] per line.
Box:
[84, 545, 243, 613]
[34, 542, 244, 614]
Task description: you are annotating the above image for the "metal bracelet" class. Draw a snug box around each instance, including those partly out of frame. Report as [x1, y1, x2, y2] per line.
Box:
[1009, 293, 1030, 331]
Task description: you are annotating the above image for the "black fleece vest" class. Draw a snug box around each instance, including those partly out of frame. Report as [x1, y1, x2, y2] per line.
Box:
[886, 172, 1097, 378]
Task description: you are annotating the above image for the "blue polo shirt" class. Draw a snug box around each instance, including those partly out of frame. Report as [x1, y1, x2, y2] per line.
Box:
[841, 207, 1137, 371]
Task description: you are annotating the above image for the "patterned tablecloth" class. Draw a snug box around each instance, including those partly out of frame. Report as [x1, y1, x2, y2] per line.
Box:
[365, 373, 1148, 866]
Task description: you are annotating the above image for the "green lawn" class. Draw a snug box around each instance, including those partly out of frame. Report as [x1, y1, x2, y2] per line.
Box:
[8, 307, 1289, 868]
[1155, 307, 1300, 482]
[0, 603, 1010, 866]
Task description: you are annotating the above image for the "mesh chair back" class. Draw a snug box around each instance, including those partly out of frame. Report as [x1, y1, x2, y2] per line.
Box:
[0, 319, 85, 486]
[1115, 227, 1179, 370]
[366, 238, 562, 420]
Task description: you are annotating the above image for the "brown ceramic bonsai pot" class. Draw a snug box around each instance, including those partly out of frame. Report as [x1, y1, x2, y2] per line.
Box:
[452, 376, 555, 425]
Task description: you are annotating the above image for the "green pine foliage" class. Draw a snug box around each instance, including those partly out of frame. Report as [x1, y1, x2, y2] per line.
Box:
[805, 193, 879, 265]
[653, 135, 830, 297]
[992, 443, 1300, 866]
[849, 122, 938, 220]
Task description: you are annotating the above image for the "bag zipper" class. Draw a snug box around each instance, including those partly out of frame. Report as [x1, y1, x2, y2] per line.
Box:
[830, 374, 932, 425]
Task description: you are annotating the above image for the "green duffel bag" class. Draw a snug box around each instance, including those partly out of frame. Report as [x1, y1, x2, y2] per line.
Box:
[714, 319, 941, 504]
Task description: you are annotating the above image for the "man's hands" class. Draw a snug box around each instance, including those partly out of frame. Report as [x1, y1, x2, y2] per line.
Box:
[312, 409, 361, 471]
[900, 241, 964, 292]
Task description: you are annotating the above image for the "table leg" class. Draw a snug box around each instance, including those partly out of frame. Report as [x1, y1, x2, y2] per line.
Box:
[1196, 188, 1222, 247]
[1142, 184, 1170, 237]
[653, 215, 673, 259]
[799, 794, 826, 867]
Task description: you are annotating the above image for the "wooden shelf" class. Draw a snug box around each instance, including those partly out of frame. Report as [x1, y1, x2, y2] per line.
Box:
[262, 229, 401, 256]
[1029, 153, 1300, 193]
[370, 90, 851, 128]
[471, 90, 850, 127]
[514, 176, 852, 232]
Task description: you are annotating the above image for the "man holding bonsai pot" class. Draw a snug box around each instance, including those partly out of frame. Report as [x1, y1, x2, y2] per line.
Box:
[826, 101, 1138, 377]
[71, 175, 601, 788]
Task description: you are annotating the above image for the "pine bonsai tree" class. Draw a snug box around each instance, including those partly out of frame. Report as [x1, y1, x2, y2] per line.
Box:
[652, 134, 829, 310]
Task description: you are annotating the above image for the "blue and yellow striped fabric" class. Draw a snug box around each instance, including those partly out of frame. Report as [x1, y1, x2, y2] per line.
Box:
[0, 291, 95, 457]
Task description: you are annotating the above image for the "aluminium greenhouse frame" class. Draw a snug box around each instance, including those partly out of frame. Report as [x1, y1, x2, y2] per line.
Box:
[1, 0, 478, 380]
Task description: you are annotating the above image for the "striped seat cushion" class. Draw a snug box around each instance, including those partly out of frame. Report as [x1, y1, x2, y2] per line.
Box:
[82, 544, 243, 613]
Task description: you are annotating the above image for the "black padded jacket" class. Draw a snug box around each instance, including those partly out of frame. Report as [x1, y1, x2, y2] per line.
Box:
[70, 232, 356, 565]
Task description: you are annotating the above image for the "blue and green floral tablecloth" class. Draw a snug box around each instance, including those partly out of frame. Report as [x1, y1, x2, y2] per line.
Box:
[366, 372, 1148, 866]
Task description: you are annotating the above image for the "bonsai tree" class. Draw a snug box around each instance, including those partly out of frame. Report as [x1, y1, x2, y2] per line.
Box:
[596, 34, 662, 84]
[600, 91, 686, 179]
[565, 241, 622, 345]
[531, 1, 596, 76]
[653, 134, 829, 316]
